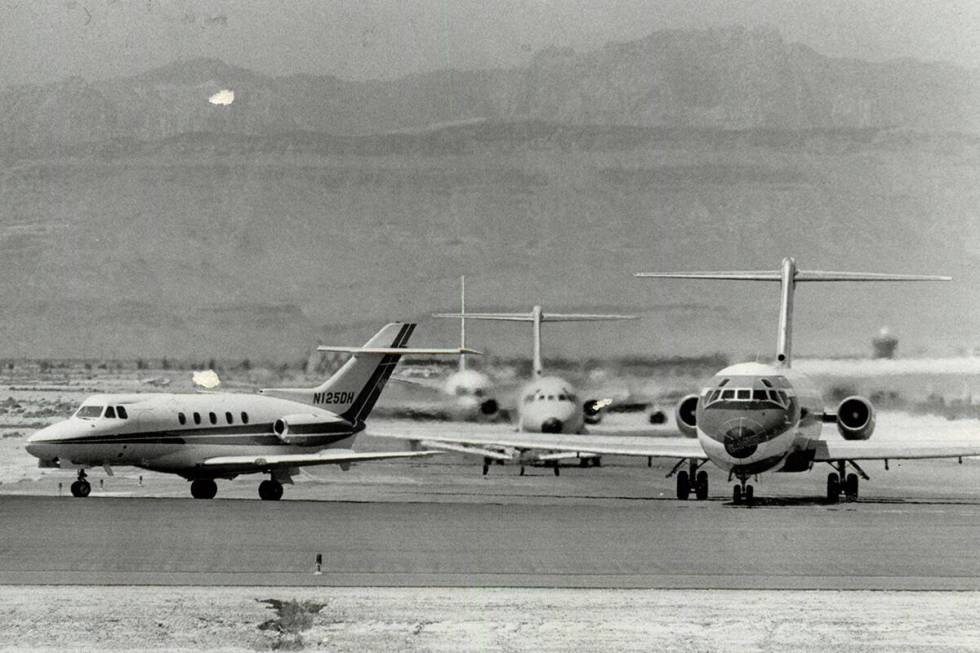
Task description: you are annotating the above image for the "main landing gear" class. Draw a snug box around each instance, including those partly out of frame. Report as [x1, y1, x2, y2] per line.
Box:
[669, 459, 709, 501]
[70, 469, 91, 498]
[826, 460, 867, 503]
[190, 479, 218, 499]
[258, 479, 284, 501]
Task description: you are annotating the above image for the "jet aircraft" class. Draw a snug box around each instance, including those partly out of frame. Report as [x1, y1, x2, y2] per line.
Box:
[26, 323, 472, 500]
[372, 259, 980, 504]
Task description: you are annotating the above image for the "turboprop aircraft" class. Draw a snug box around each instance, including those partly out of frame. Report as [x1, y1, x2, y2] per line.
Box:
[25, 323, 474, 500]
[371, 259, 980, 504]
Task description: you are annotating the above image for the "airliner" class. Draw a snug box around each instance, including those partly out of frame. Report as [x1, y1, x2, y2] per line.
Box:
[371, 259, 980, 504]
[414, 305, 637, 475]
[392, 277, 502, 420]
[25, 323, 472, 500]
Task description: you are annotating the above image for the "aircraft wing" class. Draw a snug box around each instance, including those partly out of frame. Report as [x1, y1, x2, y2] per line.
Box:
[368, 427, 708, 460]
[813, 440, 980, 462]
[201, 449, 438, 470]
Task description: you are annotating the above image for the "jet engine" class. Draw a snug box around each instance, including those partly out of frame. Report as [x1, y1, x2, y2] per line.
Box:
[583, 398, 612, 425]
[835, 396, 876, 440]
[273, 413, 349, 445]
[675, 394, 699, 438]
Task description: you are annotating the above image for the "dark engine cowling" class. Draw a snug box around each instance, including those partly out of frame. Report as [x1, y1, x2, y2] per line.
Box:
[480, 399, 499, 416]
[675, 394, 699, 438]
[836, 396, 876, 440]
[583, 398, 609, 425]
[273, 413, 346, 445]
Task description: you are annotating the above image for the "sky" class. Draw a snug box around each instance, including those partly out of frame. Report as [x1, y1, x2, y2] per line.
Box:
[1, 0, 979, 87]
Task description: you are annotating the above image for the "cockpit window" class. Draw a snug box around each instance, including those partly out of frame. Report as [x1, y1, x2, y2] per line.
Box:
[761, 378, 773, 388]
[117, 406, 128, 419]
[547, 395, 555, 401]
[104, 406, 117, 418]
[736, 389, 750, 400]
[752, 389, 768, 401]
[558, 394, 567, 401]
[75, 405, 104, 419]
[718, 378, 730, 387]
[721, 389, 735, 400]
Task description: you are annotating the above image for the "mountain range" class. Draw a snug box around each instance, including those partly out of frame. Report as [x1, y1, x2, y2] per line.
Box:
[0, 26, 977, 361]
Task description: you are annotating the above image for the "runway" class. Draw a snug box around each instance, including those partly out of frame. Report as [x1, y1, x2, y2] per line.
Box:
[4, 483, 980, 589]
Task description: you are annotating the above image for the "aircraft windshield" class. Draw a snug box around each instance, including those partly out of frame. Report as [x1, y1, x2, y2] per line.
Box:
[75, 405, 104, 419]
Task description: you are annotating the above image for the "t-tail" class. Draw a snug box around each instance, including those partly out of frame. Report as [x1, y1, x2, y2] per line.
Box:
[434, 306, 636, 377]
[635, 257, 950, 368]
[261, 322, 479, 426]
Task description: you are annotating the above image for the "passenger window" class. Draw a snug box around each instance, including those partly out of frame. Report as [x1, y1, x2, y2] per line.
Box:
[117, 406, 128, 419]
[178, 412, 186, 425]
[721, 389, 735, 400]
[209, 412, 217, 425]
[241, 412, 249, 424]
[104, 406, 116, 418]
[193, 412, 201, 425]
[225, 411, 233, 424]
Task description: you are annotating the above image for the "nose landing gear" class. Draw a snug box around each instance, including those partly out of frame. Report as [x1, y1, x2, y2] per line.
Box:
[731, 472, 754, 506]
[70, 470, 91, 498]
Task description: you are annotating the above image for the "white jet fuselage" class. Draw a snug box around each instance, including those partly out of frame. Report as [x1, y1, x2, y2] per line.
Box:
[516, 375, 585, 434]
[695, 362, 823, 474]
[26, 392, 357, 477]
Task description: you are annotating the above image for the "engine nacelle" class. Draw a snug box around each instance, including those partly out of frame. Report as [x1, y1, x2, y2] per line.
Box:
[835, 396, 876, 440]
[675, 394, 699, 438]
[273, 413, 350, 445]
[583, 398, 612, 425]
[480, 399, 499, 416]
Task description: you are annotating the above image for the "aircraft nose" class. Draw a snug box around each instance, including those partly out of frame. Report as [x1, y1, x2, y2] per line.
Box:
[25, 422, 69, 458]
[541, 418, 563, 434]
[700, 407, 791, 458]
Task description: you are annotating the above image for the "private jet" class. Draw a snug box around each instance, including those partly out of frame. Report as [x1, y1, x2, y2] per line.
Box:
[26, 323, 472, 500]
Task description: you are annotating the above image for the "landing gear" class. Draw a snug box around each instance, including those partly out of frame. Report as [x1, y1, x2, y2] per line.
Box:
[552, 462, 560, 477]
[732, 473, 754, 506]
[190, 479, 217, 499]
[258, 479, 283, 501]
[482, 458, 491, 476]
[827, 461, 865, 503]
[519, 466, 526, 476]
[695, 471, 709, 501]
[70, 470, 91, 498]
[579, 456, 602, 468]
[670, 459, 708, 501]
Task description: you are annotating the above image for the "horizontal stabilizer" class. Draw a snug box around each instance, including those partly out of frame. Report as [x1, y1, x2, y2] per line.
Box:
[634, 271, 782, 281]
[317, 346, 482, 355]
[635, 270, 951, 283]
[434, 312, 636, 322]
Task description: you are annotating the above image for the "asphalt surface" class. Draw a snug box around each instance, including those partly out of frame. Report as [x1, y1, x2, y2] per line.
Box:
[4, 457, 980, 589]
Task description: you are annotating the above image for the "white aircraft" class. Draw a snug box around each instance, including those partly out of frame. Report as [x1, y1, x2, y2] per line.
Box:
[403, 305, 638, 475]
[25, 323, 473, 500]
[391, 277, 502, 420]
[372, 258, 980, 504]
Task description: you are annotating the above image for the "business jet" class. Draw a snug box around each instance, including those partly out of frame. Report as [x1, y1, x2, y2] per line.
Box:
[371, 259, 980, 504]
[25, 323, 472, 500]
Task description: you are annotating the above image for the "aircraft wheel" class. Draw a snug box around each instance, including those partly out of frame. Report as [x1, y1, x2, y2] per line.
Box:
[553, 463, 560, 477]
[579, 458, 589, 469]
[190, 479, 217, 499]
[482, 459, 490, 476]
[695, 471, 709, 500]
[826, 473, 840, 503]
[592, 457, 602, 468]
[844, 473, 859, 500]
[676, 470, 690, 500]
[732, 484, 742, 505]
[519, 466, 526, 476]
[744, 484, 754, 506]
[258, 479, 283, 501]
[70, 480, 91, 498]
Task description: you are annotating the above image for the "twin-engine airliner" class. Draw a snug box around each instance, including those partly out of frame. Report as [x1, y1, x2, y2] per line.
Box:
[26, 323, 472, 500]
[372, 259, 980, 504]
[405, 305, 638, 475]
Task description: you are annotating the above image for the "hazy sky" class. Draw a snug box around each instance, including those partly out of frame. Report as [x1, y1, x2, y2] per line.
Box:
[1, 0, 978, 87]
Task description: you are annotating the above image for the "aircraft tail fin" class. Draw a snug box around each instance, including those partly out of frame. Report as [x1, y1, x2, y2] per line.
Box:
[635, 258, 950, 368]
[262, 323, 475, 425]
[434, 307, 635, 377]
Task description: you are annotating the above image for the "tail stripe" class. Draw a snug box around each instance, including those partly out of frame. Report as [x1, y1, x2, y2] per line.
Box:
[342, 323, 415, 424]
